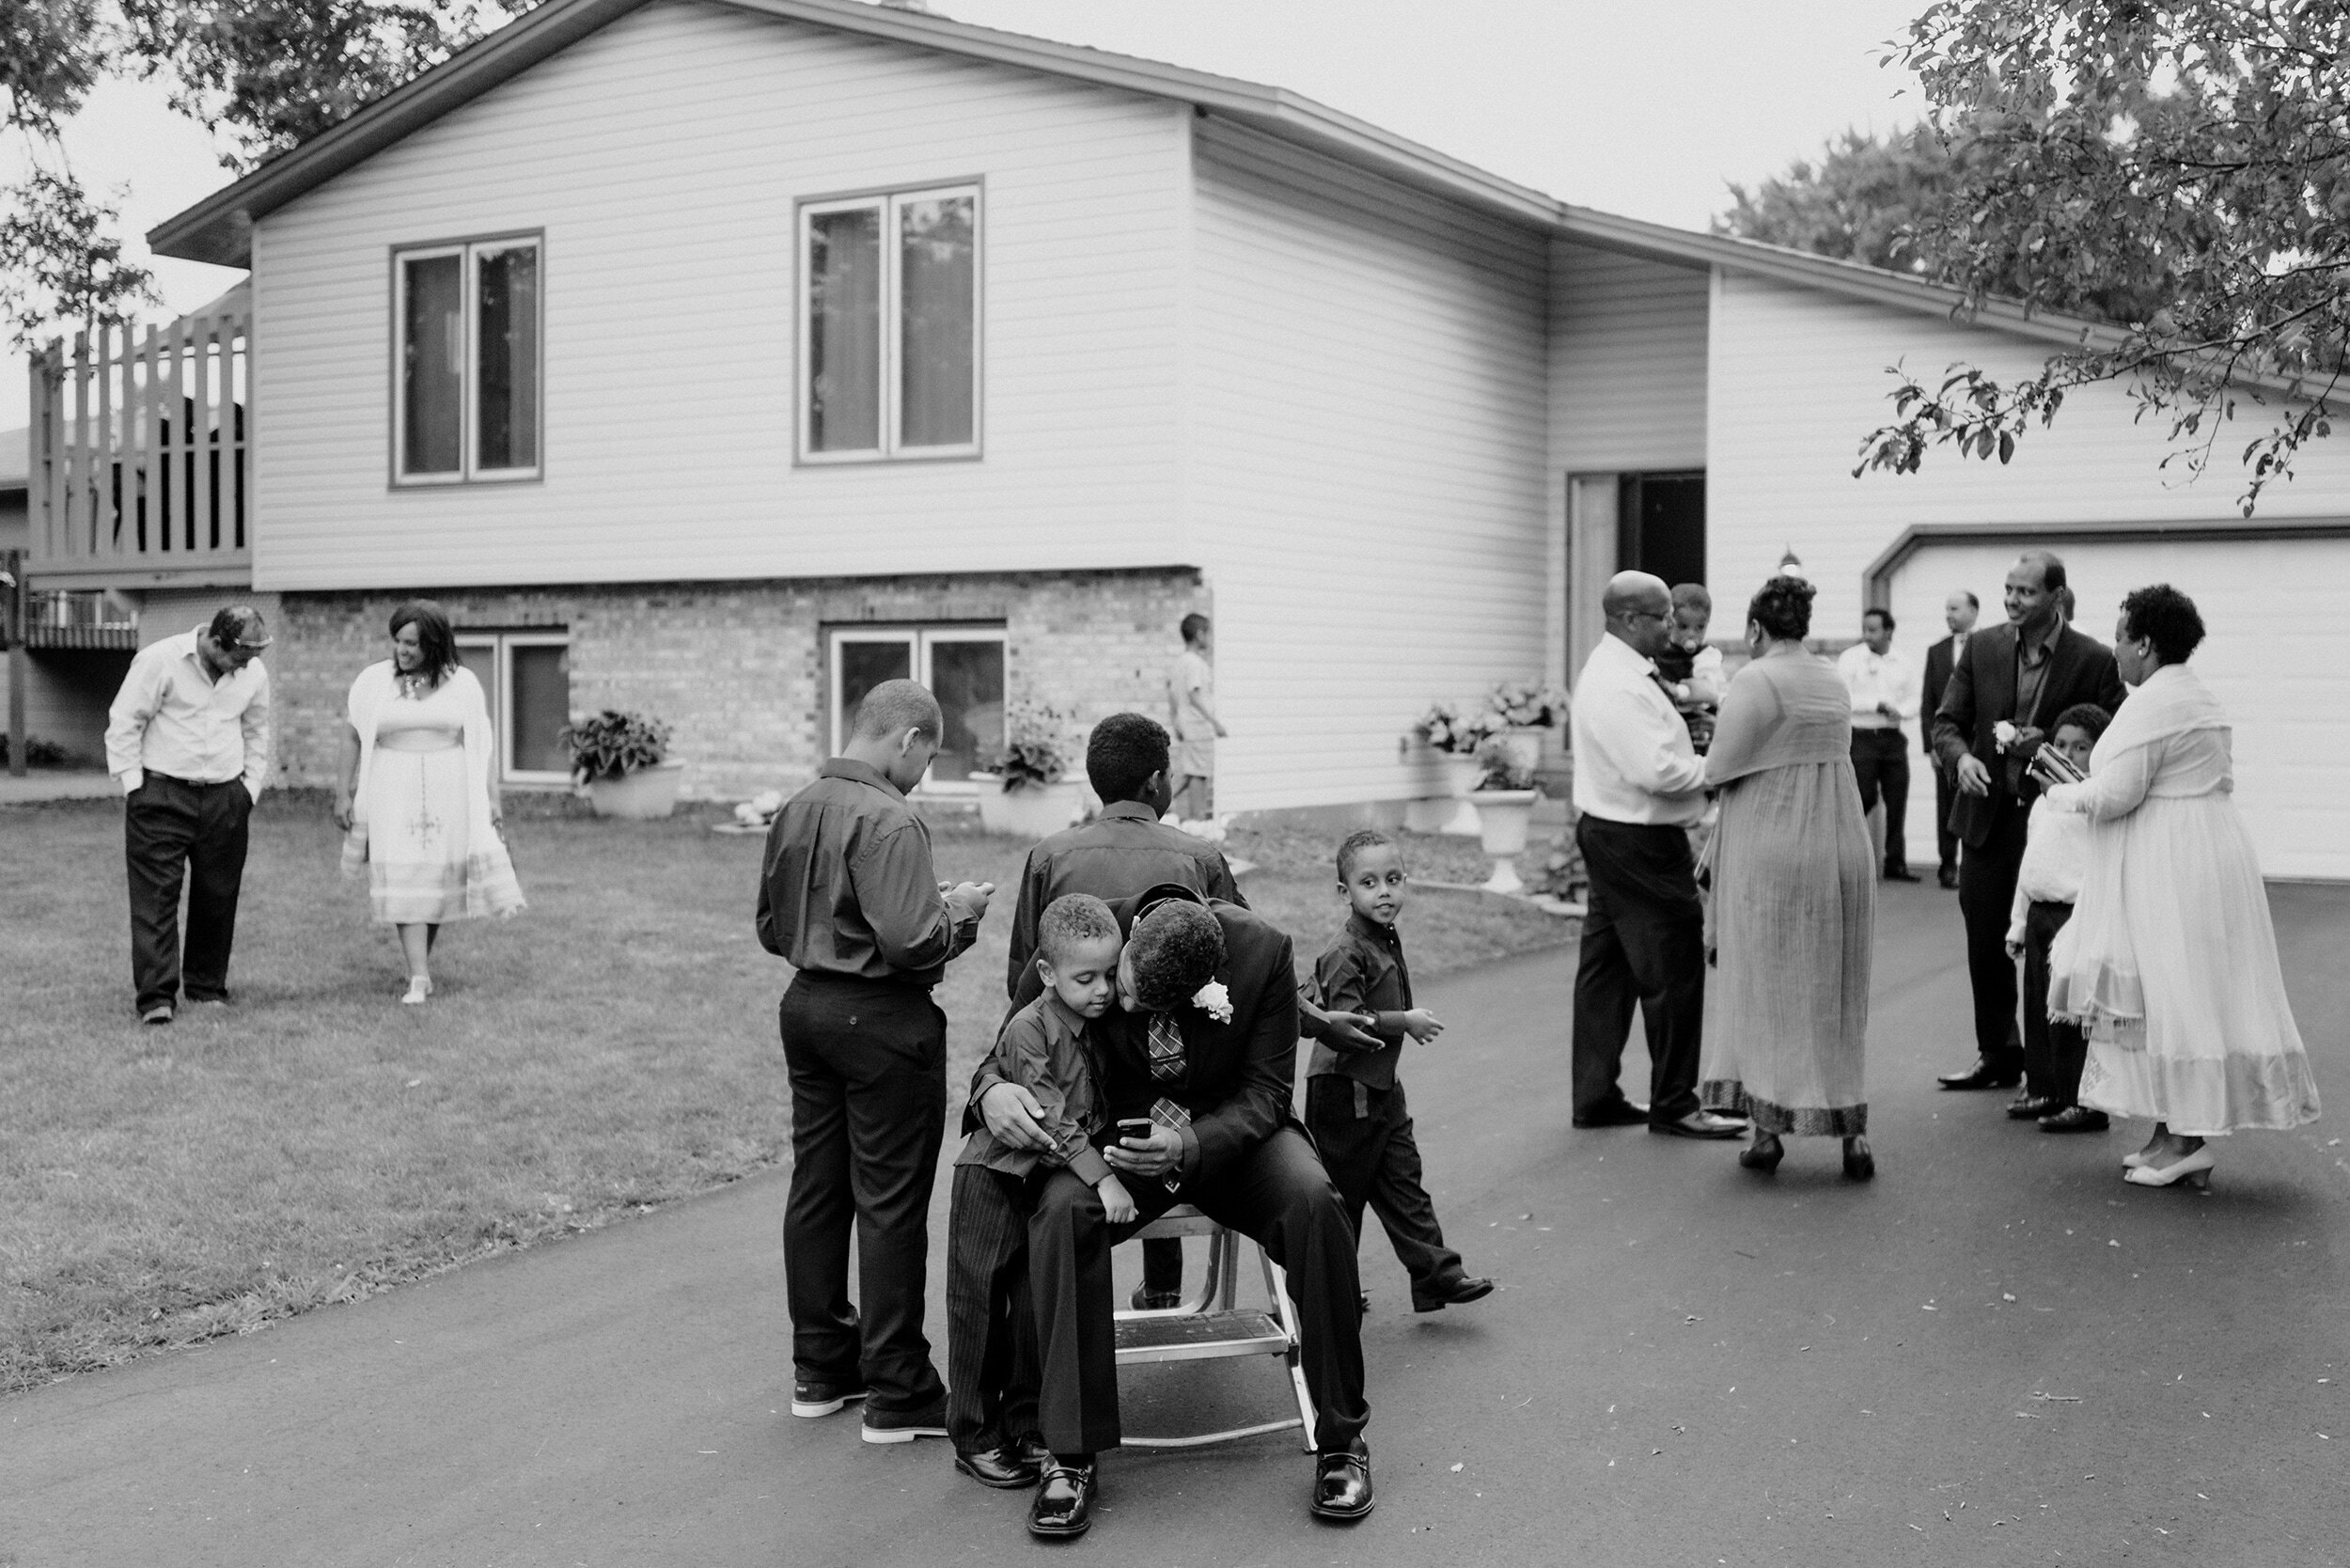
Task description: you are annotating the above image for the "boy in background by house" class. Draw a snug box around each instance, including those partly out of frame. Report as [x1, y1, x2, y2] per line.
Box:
[1165, 613, 1227, 823]
[1651, 584, 1724, 752]
[1307, 831, 1494, 1313]
[2009, 704, 2112, 1134]
[945, 894, 1135, 1498]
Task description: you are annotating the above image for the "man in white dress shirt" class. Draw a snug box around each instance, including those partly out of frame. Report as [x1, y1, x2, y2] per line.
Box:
[1568, 572, 1744, 1139]
[1838, 607, 1921, 882]
[104, 606, 274, 1024]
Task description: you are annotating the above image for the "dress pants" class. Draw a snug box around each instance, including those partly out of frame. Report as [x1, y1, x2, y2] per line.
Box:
[1026, 1124, 1366, 1458]
[2020, 900, 2089, 1106]
[1572, 815, 1706, 1125]
[1956, 804, 2031, 1072]
[125, 774, 252, 1012]
[945, 1165, 1042, 1451]
[779, 972, 949, 1413]
[1934, 760, 1961, 878]
[1305, 1076, 1465, 1304]
[1849, 729, 1911, 871]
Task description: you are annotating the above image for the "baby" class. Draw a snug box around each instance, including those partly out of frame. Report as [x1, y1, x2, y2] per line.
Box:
[1650, 583, 1725, 751]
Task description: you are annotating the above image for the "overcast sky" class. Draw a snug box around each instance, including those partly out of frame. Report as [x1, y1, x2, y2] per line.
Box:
[2, 0, 1927, 431]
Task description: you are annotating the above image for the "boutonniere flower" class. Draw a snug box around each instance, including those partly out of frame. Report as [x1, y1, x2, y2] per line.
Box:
[1993, 720, 2019, 753]
[1192, 980, 1233, 1025]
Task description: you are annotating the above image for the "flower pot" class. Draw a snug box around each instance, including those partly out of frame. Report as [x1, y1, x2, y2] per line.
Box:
[587, 759, 685, 820]
[1471, 788, 1541, 894]
[978, 777, 1085, 839]
[1494, 725, 1550, 776]
[1437, 752, 1485, 797]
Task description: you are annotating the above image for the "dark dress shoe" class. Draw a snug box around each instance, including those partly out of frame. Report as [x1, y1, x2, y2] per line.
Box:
[955, 1445, 1041, 1490]
[1937, 867, 1961, 889]
[1883, 865, 1921, 883]
[1572, 1099, 1649, 1129]
[1936, 1057, 2022, 1090]
[1411, 1275, 1495, 1312]
[2006, 1092, 2060, 1121]
[1027, 1460, 1096, 1537]
[2039, 1104, 2110, 1134]
[1650, 1110, 1746, 1139]
[1310, 1442, 1374, 1520]
[1013, 1432, 1053, 1469]
[1129, 1285, 1183, 1310]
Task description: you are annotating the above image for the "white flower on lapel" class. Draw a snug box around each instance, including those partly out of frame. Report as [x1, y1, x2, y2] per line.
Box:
[1192, 980, 1233, 1025]
[1994, 720, 2019, 752]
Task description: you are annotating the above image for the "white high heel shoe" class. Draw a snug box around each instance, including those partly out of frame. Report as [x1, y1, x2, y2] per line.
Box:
[2123, 1148, 2214, 1189]
[401, 976, 433, 1006]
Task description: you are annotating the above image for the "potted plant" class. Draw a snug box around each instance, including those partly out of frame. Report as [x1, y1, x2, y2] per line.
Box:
[1413, 699, 1496, 799]
[1469, 741, 1542, 894]
[975, 700, 1085, 839]
[560, 710, 683, 820]
[1480, 680, 1570, 776]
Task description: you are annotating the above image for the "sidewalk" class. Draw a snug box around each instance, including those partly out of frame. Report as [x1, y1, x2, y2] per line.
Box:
[0, 770, 116, 806]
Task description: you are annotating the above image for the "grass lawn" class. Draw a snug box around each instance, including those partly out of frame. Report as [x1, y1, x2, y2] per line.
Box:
[0, 795, 1572, 1393]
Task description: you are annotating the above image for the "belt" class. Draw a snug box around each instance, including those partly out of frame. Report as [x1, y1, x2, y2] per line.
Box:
[147, 771, 241, 789]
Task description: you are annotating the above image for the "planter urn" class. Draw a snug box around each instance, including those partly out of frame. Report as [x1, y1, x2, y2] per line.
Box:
[1471, 788, 1541, 894]
[587, 759, 685, 820]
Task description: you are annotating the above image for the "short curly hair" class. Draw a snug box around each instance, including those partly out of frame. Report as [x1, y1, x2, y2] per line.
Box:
[1037, 893, 1120, 970]
[2119, 583, 2206, 666]
[1126, 901, 1225, 1010]
[1747, 575, 1815, 641]
[2048, 702, 2112, 745]
[1335, 829, 1395, 883]
[1085, 713, 1171, 805]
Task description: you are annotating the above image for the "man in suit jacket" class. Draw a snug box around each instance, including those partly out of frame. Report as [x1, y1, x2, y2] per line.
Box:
[1921, 590, 1982, 889]
[1930, 553, 2126, 1095]
[973, 887, 1374, 1531]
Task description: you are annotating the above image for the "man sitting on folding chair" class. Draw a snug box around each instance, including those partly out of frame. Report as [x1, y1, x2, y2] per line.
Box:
[973, 886, 1376, 1534]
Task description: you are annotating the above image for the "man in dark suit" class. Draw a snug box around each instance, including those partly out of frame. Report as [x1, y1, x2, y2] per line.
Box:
[1930, 553, 2126, 1094]
[973, 887, 1374, 1532]
[1920, 589, 1981, 890]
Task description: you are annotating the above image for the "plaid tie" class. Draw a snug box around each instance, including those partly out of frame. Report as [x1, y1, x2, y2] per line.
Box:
[1145, 1011, 1193, 1136]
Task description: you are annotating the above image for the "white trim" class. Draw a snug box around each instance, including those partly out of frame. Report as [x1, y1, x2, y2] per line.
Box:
[393, 234, 545, 486]
[823, 624, 1006, 792]
[458, 628, 572, 783]
[392, 244, 466, 486]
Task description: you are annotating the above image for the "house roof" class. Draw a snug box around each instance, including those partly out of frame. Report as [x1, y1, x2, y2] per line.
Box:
[145, 0, 2112, 353]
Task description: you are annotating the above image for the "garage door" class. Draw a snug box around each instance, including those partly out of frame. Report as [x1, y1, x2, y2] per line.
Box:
[1884, 534, 2350, 882]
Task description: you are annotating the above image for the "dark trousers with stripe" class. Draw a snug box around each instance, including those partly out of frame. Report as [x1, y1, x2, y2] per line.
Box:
[779, 972, 948, 1413]
[125, 774, 252, 1013]
[1026, 1124, 1366, 1457]
[945, 1165, 1042, 1452]
[2020, 900, 2089, 1106]
[1572, 816, 1706, 1124]
[1305, 1075, 1465, 1303]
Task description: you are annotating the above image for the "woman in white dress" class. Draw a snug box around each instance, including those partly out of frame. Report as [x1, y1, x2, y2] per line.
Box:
[331, 602, 525, 1002]
[2042, 584, 2320, 1188]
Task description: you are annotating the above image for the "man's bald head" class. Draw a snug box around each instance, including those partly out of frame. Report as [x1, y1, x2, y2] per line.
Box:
[1601, 571, 1674, 657]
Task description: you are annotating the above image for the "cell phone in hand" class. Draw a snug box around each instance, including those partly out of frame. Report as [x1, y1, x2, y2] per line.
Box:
[1118, 1118, 1155, 1144]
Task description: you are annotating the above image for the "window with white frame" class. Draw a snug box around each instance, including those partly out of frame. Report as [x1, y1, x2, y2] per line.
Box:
[829, 626, 1004, 788]
[801, 186, 979, 461]
[395, 235, 542, 483]
[456, 631, 572, 783]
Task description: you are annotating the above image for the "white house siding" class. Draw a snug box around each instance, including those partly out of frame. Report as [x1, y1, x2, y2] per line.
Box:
[249, 0, 1189, 591]
[1186, 118, 1550, 815]
[1710, 269, 2350, 880]
[1885, 536, 2350, 882]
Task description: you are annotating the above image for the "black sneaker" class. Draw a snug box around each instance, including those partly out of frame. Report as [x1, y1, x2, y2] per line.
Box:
[791, 1376, 869, 1419]
[861, 1399, 949, 1445]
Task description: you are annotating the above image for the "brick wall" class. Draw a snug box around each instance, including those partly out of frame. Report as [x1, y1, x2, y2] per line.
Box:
[269, 568, 1207, 800]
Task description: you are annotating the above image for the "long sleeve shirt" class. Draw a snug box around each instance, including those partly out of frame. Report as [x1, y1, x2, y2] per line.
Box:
[755, 759, 981, 986]
[2007, 796, 2089, 942]
[955, 993, 1115, 1186]
[1307, 912, 1414, 1090]
[1003, 800, 1246, 998]
[104, 628, 272, 797]
[1836, 642, 1919, 731]
[1570, 632, 1707, 825]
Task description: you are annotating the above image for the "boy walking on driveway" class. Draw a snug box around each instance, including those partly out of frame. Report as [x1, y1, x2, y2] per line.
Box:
[1308, 831, 1493, 1313]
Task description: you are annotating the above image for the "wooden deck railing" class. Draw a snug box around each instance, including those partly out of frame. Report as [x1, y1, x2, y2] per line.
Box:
[27, 307, 252, 589]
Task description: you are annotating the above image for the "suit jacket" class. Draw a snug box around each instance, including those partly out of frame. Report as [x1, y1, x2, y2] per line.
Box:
[1930, 621, 2126, 849]
[976, 886, 1298, 1186]
[1922, 635, 1960, 759]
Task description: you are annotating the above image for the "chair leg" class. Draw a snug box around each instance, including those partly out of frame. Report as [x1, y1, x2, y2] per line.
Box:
[1260, 1251, 1318, 1452]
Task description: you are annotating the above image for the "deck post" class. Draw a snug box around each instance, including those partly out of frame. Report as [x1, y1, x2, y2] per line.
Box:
[5, 549, 25, 779]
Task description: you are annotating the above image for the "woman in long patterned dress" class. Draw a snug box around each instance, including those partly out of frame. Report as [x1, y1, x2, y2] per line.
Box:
[2043, 584, 2320, 1189]
[1698, 576, 1878, 1179]
[331, 601, 525, 1003]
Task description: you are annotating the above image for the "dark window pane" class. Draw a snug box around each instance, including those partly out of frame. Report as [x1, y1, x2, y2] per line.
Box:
[476, 243, 540, 470]
[509, 643, 572, 775]
[456, 642, 496, 702]
[808, 208, 881, 452]
[837, 640, 913, 750]
[401, 254, 462, 475]
[900, 194, 975, 448]
[925, 636, 1002, 782]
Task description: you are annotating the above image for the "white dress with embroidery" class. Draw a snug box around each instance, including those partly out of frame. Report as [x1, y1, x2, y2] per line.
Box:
[352, 672, 525, 924]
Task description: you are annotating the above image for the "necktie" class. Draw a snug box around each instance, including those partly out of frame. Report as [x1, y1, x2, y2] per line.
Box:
[1144, 1012, 1192, 1188]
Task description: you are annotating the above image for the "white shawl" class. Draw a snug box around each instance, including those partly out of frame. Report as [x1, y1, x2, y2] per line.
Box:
[339, 660, 500, 875]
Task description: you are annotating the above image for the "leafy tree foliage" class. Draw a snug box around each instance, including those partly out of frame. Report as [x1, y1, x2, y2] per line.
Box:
[1848, 0, 2347, 514]
[3, 0, 520, 347]
[1717, 124, 1957, 278]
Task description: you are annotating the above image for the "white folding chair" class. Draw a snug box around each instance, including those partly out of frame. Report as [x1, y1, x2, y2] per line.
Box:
[1111, 1204, 1317, 1450]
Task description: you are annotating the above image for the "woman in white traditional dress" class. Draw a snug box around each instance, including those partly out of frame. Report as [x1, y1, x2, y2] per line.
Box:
[2042, 584, 2320, 1189]
[331, 602, 525, 1003]
[1698, 575, 1879, 1180]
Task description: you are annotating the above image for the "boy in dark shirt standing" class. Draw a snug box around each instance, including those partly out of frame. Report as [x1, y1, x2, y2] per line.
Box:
[1307, 831, 1493, 1313]
[945, 894, 1134, 1504]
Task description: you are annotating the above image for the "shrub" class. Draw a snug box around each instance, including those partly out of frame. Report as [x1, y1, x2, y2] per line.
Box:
[558, 711, 672, 784]
[987, 700, 1072, 792]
